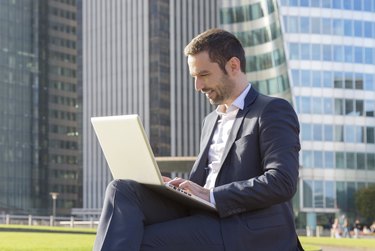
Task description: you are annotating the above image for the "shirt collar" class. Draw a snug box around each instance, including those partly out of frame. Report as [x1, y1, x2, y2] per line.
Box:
[216, 83, 251, 115]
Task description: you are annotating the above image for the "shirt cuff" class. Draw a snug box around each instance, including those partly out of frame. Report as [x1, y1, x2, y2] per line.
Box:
[209, 189, 216, 205]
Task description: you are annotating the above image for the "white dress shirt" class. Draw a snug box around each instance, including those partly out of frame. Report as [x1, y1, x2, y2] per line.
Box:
[204, 84, 251, 204]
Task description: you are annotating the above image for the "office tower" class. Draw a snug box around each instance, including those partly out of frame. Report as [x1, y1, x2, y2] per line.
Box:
[220, 0, 292, 101]
[81, 0, 217, 213]
[279, 0, 375, 228]
[0, 0, 81, 215]
[0, 0, 37, 213]
[39, 0, 81, 215]
[219, 0, 375, 228]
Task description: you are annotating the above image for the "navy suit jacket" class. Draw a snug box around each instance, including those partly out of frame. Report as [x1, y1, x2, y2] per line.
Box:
[189, 87, 301, 251]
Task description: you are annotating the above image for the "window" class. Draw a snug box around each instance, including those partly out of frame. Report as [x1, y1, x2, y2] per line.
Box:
[343, 0, 352, 10]
[314, 181, 324, 208]
[344, 125, 356, 142]
[303, 180, 313, 207]
[301, 70, 311, 86]
[334, 99, 344, 115]
[312, 97, 322, 114]
[354, 20, 363, 37]
[300, 17, 310, 33]
[335, 125, 344, 142]
[344, 73, 353, 89]
[365, 48, 374, 64]
[355, 73, 364, 90]
[291, 70, 300, 86]
[354, 47, 363, 63]
[322, 45, 332, 61]
[289, 43, 299, 59]
[333, 71, 343, 88]
[286, 16, 299, 33]
[325, 151, 334, 168]
[364, 74, 374, 91]
[300, 0, 309, 6]
[355, 100, 364, 116]
[344, 46, 353, 62]
[303, 151, 314, 168]
[336, 182, 347, 210]
[333, 19, 344, 35]
[336, 152, 345, 168]
[314, 151, 323, 168]
[364, 21, 373, 38]
[367, 127, 375, 144]
[323, 71, 333, 88]
[313, 124, 323, 141]
[357, 153, 366, 169]
[368, 153, 375, 170]
[346, 152, 356, 169]
[301, 43, 311, 60]
[332, 0, 342, 9]
[302, 123, 312, 140]
[312, 71, 321, 87]
[344, 20, 353, 36]
[353, 0, 362, 10]
[365, 100, 375, 117]
[324, 124, 334, 141]
[325, 181, 335, 208]
[311, 44, 321, 60]
[311, 17, 321, 34]
[322, 18, 331, 34]
[333, 45, 343, 62]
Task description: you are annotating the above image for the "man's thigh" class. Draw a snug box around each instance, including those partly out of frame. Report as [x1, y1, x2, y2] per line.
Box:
[141, 212, 224, 251]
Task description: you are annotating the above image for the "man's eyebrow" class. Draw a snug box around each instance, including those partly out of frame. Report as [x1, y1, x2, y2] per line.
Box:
[194, 70, 209, 76]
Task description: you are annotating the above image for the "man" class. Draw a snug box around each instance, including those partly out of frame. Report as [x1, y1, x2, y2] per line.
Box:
[93, 28, 302, 251]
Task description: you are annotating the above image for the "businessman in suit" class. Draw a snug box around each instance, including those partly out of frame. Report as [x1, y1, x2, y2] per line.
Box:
[93, 28, 302, 251]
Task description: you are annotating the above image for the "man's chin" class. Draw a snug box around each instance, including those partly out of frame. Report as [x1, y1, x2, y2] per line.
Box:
[208, 98, 222, 106]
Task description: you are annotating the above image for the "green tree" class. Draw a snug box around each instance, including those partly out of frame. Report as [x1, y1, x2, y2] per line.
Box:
[355, 185, 375, 220]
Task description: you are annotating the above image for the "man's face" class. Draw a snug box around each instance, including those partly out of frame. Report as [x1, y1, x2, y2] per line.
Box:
[188, 51, 235, 106]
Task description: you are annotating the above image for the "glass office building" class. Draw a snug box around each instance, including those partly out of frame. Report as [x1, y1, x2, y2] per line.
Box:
[81, 0, 217, 214]
[0, 0, 81, 215]
[219, 0, 375, 228]
[0, 0, 37, 213]
[220, 0, 292, 101]
[279, 0, 375, 228]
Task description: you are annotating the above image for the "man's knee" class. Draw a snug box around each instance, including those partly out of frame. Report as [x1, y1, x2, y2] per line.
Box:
[106, 179, 142, 197]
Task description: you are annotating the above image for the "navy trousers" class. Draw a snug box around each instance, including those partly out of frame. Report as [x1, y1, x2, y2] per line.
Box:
[93, 179, 225, 251]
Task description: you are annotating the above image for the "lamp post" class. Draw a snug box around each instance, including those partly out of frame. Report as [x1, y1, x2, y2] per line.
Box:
[49, 192, 59, 223]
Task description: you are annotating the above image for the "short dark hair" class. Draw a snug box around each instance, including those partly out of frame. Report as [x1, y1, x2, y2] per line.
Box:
[184, 28, 246, 74]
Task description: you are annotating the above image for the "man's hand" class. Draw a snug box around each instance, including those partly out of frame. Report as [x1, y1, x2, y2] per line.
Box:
[167, 177, 210, 203]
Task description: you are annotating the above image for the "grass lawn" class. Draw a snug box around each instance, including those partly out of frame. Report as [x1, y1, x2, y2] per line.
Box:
[1, 225, 375, 250]
[0, 225, 95, 251]
[300, 236, 375, 249]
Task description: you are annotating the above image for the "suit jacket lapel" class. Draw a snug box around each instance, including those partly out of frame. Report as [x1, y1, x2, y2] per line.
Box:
[189, 112, 219, 185]
[218, 87, 258, 168]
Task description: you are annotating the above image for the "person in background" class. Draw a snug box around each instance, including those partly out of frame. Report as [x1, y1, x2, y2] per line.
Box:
[331, 218, 341, 238]
[370, 221, 375, 233]
[93, 28, 302, 251]
[354, 219, 363, 238]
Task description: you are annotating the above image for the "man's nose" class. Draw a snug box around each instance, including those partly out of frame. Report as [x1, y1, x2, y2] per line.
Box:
[195, 77, 204, 92]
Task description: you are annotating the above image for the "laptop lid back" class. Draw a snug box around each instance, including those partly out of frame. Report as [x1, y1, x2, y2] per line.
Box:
[91, 114, 163, 185]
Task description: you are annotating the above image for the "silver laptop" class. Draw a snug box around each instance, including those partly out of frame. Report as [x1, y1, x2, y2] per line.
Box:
[91, 114, 216, 211]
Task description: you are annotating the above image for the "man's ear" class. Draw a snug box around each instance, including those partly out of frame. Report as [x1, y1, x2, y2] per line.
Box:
[226, 57, 241, 75]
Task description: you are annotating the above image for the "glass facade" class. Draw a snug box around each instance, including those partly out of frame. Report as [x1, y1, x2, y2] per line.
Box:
[0, 0, 37, 212]
[220, 0, 292, 100]
[43, 0, 81, 215]
[280, 0, 375, 227]
[0, 0, 81, 215]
